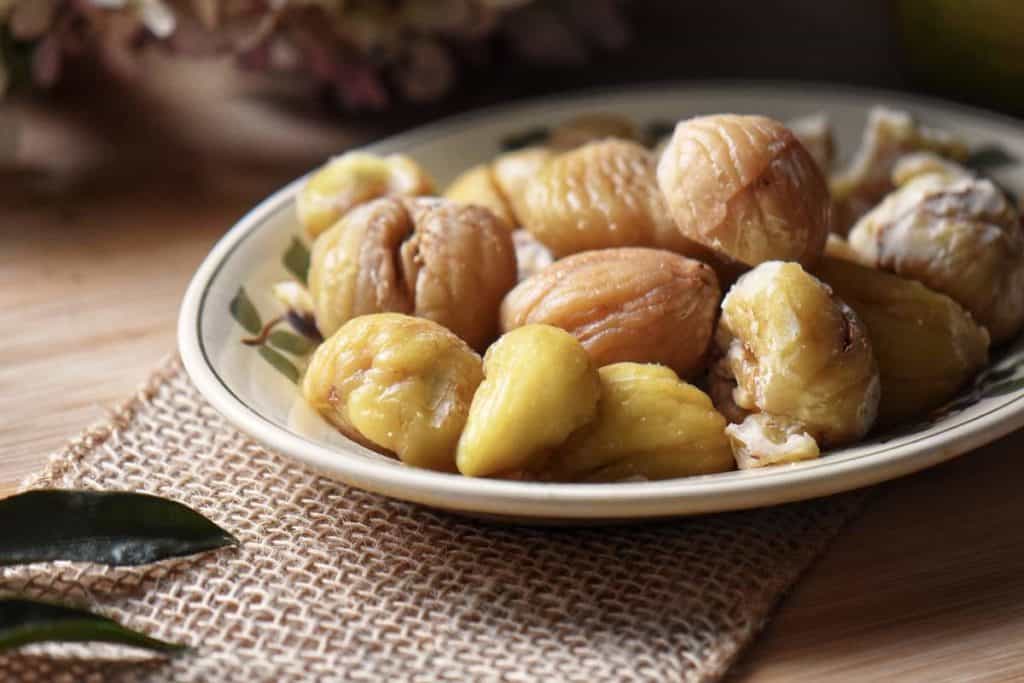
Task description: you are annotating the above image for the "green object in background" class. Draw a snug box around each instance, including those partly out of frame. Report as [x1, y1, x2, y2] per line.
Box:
[898, 0, 1024, 113]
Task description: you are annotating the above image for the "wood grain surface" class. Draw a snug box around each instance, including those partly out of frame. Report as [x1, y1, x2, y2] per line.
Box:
[4, 84, 1024, 681]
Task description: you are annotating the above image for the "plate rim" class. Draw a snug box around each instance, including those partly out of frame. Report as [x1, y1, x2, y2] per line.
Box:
[178, 80, 1024, 519]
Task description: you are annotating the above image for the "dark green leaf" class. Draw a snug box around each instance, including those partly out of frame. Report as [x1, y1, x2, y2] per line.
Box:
[0, 490, 236, 567]
[0, 599, 185, 654]
[500, 127, 549, 151]
[259, 345, 300, 382]
[268, 330, 316, 355]
[965, 145, 1017, 170]
[229, 287, 262, 335]
[282, 237, 311, 284]
[982, 377, 1024, 398]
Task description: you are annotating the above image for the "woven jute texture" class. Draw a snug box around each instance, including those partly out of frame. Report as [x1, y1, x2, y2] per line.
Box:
[1, 357, 865, 682]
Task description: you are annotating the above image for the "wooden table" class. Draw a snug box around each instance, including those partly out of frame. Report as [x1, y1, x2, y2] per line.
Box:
[4, 104, 1024, 683]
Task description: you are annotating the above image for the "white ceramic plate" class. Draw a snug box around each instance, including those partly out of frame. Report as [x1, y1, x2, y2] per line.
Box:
[178, 83, 1024, 522]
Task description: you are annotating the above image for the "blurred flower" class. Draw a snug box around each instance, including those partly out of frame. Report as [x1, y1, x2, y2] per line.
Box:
[393, 37, 454, 103]
[0, 0, 628, 109]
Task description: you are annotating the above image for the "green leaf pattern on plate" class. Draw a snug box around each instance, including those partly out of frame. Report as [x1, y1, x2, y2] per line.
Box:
[258, 346, 301, 383]
[268, 330, 317, 355]
[282, 237, 311, 284]
[229, 241, 322, 383]
[229, 287, 262, 335]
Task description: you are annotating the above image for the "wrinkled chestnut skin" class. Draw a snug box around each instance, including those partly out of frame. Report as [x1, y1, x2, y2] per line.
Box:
[500, 248, 720, 378]
[548, 113, 640, 149]
[847, 163, 1024, 344]
[442, 147, 554, 229]
[548, 363, 734, 482]
[518, 139, 707, 259]
[302, 313, 483, 472]
[657, 114, 831, 268]
[308, 197, 517, 350]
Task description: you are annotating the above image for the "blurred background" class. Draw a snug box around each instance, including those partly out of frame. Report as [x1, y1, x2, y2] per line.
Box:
[1, 0, 1022, 202]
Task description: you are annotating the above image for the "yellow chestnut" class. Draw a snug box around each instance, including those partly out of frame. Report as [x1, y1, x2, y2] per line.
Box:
[297, 151, 434, 239]
[455, 325, 600, 478]
[549, 363, 734, 482]
[302, 313, 483, 472]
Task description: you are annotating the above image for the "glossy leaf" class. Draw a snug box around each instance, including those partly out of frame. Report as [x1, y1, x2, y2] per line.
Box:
[229, 287, 262, 335]
[0, 599, 185, 654]
[259, 345, 300, 382]
[282, 237, 311, 284]
[0, 490, 236, 567]
[268, 330, 316, 355]
[965, 145, 1017, 170]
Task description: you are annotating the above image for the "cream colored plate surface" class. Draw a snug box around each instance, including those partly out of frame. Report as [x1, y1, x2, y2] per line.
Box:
[179, 83, 1024, 521]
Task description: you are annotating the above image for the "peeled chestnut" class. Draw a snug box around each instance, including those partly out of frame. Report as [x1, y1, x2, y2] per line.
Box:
[548, 112, 640, 149]
[710, 261, 880, 465]
[500, 248, 720, 378]
[518, 139, 705, 258]
[456, 324, 601, 478]
[657, 114, 831, 268]
[847, 158, 1024, 344]
[443, 163, 515, 226]
[549, 363, 734, 482]
[307, 197, 517, 350]
[297, 152, 434, 239]
[442, 146, 554, 229]
[830, 107, 968, 234]
[816, 256, 990, 426]
[302, 313, 483, 472]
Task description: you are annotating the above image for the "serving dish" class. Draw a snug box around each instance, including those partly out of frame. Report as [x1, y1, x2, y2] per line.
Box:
[178, 83, 1024, 521]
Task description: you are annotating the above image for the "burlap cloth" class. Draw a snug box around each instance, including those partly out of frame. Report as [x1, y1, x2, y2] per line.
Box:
[0, 357, 866, 682]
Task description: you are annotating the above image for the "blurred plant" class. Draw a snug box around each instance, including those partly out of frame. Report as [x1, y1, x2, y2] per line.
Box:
[0, 0, 628, 109]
